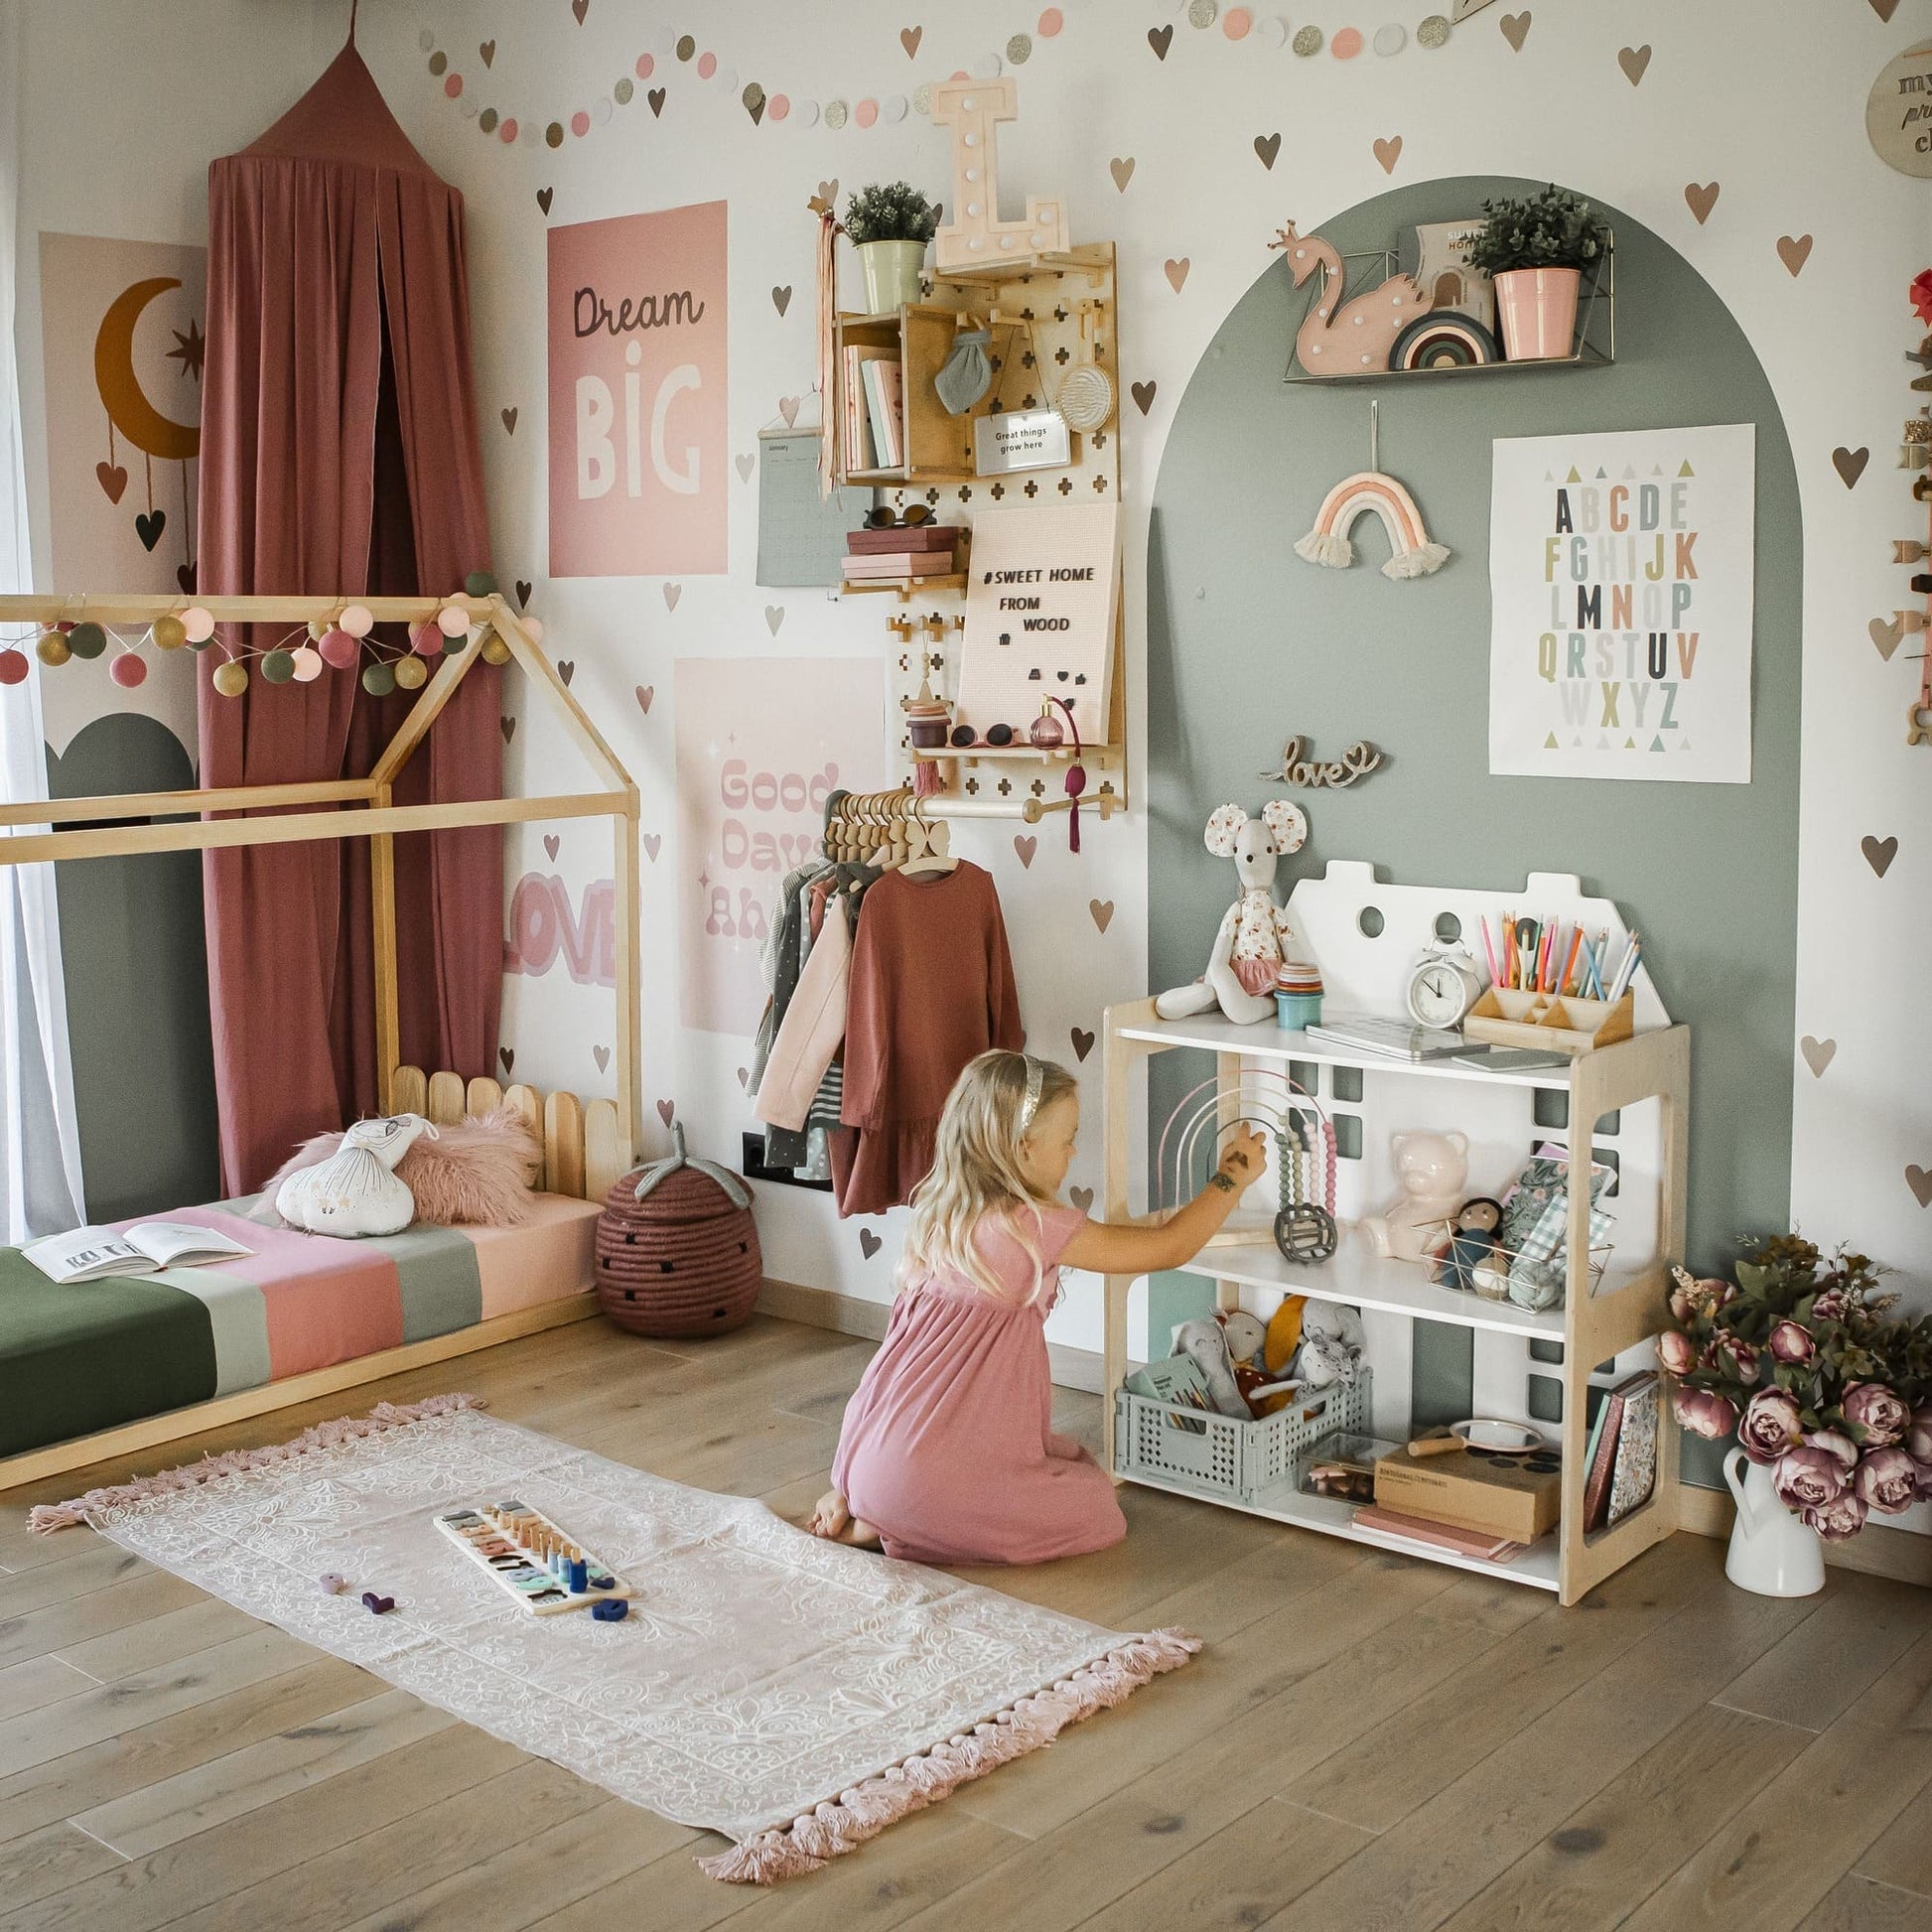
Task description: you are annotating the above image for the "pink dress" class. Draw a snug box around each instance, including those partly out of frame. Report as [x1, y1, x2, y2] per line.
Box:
[831, 1202, 1127, 1566]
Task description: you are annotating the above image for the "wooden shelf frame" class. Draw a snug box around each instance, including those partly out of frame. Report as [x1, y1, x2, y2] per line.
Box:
[0, 591, 643, 1169]
[1099, 996, 1688, 1606]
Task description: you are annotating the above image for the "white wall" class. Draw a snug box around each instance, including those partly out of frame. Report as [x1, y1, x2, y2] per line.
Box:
[13, 1, 1930, 1346]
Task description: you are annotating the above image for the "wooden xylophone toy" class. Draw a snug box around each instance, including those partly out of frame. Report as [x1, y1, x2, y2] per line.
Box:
[433, 1499, 635, 1616]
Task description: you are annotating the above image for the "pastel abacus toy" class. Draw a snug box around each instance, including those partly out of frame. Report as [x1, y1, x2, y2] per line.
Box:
[433, 1500, 635, 1617]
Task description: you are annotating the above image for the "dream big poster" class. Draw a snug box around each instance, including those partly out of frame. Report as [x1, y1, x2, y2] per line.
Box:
[1487, 424, 1756, 784]
[547, 202, 728, 577]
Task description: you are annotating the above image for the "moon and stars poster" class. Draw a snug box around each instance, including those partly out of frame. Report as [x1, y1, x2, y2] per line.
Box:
[1486, 423, 1756, 784]
[37, 233, 205, 750]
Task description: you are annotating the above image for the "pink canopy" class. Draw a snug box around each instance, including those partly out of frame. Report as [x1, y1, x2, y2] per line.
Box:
[197, 36, 501, 1194]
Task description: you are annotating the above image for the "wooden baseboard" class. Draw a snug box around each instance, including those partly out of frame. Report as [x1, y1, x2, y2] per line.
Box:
[1675, 1478, 1931, 1587]
[757, 1276, 1108, 1394]
[0, 1293, 602, 1496]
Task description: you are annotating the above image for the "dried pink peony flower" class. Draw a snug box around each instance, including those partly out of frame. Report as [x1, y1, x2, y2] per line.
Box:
[1811, 1287, 1848, 1322]
[1843, 1383, 1910, 1449]
[1737, 1388, 1804, 1466]
[1716, 1333, 1759, 1381]
[1853, 1446, 1920, 1515]
[1659, 1329, 1696, 1376]
[1805, 1428, 1860, 1472]
[1773, 1444, 1850, 1509]
[1909, 1404, 1932, 1465]
[1801, 1491, 1868, 1542]
[1767, 1318, 1815, 1365]
[1674, 1386, 1739, 1442]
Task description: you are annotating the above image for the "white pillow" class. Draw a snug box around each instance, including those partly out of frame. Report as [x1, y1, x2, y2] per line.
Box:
[276, 1114, 433, 1237]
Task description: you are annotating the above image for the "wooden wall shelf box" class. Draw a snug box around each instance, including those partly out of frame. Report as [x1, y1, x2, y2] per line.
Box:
[1463, 987, 1635, 1055]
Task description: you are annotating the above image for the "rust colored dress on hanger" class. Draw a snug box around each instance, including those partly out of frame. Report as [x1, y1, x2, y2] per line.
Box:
[832, 863, 1023, 1216]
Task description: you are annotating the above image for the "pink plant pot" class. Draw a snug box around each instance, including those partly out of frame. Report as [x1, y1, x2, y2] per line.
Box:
[1494, 266, 1582, 361]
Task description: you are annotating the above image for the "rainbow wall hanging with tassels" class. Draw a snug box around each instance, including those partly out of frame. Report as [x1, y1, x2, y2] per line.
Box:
[1295, 469, 1451, 581]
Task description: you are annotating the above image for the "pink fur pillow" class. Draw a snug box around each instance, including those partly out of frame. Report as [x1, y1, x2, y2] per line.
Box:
[252, 1108, 541, 1228]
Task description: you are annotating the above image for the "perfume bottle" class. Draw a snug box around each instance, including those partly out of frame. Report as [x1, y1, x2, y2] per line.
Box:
[1029, 701, 1065, 750]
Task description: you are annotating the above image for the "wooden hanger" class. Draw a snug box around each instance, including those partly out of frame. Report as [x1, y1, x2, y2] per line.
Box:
[897, 799, 958, 878]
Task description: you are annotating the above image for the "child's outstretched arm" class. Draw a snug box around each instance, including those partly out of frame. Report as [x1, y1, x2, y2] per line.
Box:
[1059, 1125, 1268, 1276]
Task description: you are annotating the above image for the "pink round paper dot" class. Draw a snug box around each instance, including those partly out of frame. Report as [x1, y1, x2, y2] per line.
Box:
[950, 69, 968, 80]
[1223, 6, 1252, 37]
[444, 72, 463, 98]
[1332, 26, 1363, 57]
[498, 117, 518, 143]
[571, 109, 591, 136]
[109, 652, 147, 688]
[768, 91, 789, 120]
[290, 645, 324, 682]
[855, 97, 878, 127]
[0, 648, 28, 686]
[319, 627, 360, 670]
[697, 51, 716, 78]
[634, 52, 653, 78]
[1037, 8, 1063, 36]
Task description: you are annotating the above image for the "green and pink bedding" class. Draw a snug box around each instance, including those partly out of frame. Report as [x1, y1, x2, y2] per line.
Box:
[0, 1194, 600, 1458]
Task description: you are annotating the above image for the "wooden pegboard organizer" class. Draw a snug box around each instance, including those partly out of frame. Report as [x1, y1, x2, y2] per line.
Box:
[851, 245, 1125, 821]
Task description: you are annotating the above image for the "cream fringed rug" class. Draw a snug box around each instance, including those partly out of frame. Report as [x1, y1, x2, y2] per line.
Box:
[34, 1397, 1197, 1883]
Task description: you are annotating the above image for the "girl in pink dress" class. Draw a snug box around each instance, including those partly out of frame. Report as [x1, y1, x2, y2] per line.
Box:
[808, 1050, 1266, 1565]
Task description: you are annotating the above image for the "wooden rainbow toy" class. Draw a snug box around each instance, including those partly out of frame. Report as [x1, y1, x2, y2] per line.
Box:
[433, 1500, 636, 1616]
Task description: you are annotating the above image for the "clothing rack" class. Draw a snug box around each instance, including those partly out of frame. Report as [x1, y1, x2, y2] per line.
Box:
[823, 786, 952, 872]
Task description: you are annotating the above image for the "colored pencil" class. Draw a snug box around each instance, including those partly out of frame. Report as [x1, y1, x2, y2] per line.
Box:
[1480, 914, 1500, 989]
[1560, 924, 1585, 999]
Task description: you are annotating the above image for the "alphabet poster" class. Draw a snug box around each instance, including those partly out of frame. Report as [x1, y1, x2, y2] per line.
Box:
[674, 656, 887, 1035]
[547, 201, 728, 577]
[1487, 424, 1756, 784]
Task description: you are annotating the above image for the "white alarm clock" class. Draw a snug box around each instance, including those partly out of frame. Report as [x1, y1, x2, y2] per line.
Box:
[1406, 944, 1485, 1031]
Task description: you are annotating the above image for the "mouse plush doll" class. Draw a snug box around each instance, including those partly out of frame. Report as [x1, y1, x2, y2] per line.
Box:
[1156, 801, 1310, 1028]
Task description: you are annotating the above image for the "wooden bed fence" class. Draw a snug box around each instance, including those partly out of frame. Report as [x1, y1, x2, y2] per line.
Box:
[390, 1064, 629, 1203]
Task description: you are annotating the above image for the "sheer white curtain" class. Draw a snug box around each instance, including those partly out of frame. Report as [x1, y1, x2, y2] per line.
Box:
[0, 2, 85, 1240]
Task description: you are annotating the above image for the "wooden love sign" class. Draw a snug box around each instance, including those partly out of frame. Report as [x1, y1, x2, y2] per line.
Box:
[1257, 734, 1385, 789]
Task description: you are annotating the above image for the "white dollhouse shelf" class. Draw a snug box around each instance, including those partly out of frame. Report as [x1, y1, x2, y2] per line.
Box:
[1100, 861, 1688, 1607]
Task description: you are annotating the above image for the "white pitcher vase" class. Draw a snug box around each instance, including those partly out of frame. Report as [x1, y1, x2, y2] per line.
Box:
[1723, 1449, 1825, 1597]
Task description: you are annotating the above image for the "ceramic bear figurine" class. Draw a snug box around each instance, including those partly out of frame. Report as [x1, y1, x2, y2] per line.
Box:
[1156, 800, 1310, 1028]
[1359, 1129, 1470, 1264]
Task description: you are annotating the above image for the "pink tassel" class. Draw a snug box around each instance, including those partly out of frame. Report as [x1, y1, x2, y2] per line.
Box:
[911, 758, 943, 800]
[695, 1625, 1200, 1884]
[29, 1393, 486, 1533]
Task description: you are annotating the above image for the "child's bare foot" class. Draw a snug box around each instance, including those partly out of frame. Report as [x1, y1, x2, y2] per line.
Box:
[805, 1489, 884, 1549]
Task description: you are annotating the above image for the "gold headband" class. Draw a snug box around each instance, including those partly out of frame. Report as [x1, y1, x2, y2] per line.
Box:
[1018, 1054, 1044, 1134]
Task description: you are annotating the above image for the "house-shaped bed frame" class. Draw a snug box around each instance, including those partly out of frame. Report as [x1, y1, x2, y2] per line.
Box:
[0, 592, 640, 1485]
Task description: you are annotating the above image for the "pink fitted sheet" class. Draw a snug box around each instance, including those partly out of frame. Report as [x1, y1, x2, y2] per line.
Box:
[470, 1193, 602, 1317]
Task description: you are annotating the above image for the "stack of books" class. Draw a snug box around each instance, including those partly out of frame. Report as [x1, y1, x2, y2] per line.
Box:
[841, 346, 903, 473]
[842, 523, 963, 585]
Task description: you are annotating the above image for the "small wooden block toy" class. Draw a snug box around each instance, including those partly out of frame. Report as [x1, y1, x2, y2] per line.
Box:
[433, 1500, 636, 1617]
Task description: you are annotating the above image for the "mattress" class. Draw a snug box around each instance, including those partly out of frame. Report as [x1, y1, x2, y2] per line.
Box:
[0, 1192, 601, 1459]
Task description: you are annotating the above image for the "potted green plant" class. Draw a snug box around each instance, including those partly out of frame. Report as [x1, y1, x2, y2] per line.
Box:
[843, 182, 939, 315]
[1466, 186, 1610, 361]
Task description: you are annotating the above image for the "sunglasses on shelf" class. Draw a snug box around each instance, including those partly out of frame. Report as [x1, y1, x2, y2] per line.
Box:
[863, 503, 933, 529]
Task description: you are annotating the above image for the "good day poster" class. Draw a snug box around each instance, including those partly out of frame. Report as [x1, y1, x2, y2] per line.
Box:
[1487, 423, 1756, 784]
[547, 201, 728, 577]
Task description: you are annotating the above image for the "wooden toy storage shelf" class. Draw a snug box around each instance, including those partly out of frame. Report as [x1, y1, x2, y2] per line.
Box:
[1098, 999, 1689, 1606]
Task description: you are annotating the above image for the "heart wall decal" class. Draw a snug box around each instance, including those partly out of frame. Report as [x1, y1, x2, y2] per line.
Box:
[500, 407, 517, 435]
[571, 0, 588, 22]
[634, 684, 654, 714]
[771, 285, 792, 317]
[536, 187, 554, 216]
[663, 583, 682, 611]
[515, 580, 532, 610]
[899, 25, 921, 58]
[1110, 156, 1135, 193]
[500, 716, 516, 744]
[1499, 11, 1531, 51]
[95, 462, 127, 503]
[1799, 1035, 1836, 1078]
[1617, 44, 1651, 85]
[642, 833, 662, 862]
[1013, 834, 1036, 868]
[1776, 233, 1813, 277]
[1070, 1027, 1095, 1061]
[647, 87, 665, 116]
[736, 453, 756, 482]
[498, 1046, 514, 1074]
[1068, 1185, 1095, 1213]
[543, 834, 561, 861]
[859, 1227, 883, 1259]
[1832, 447, 1869, 489]
[1131, 380, 1157, 415]
[1148, 24, 1173, 59]
[1863, 833, 1897, 877]
[1254, 133, 1281, 171]
[557, 660, 575, 686]
[1871, 616, 1903, 661]
[480, 39, 494, 67]
[764, 606, 785, 634]
[656, 1098, 675, 1127]
[1164, 258, 1190, 294]
[1909, 1166, 1932, 1209]
[777, 396, 801, 427]
[593, 1044, 611, 1073]
[1088, 898, 1114, 933]
[1372, 136, 1403, 175]
[1684, 183, 1720, 225]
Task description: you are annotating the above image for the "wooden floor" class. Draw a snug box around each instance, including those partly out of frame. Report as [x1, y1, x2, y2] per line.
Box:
[2, 1313, 1931, 1931]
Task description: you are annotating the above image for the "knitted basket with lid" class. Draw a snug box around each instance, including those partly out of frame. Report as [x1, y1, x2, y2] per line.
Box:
[596, 1123, 763, 1338]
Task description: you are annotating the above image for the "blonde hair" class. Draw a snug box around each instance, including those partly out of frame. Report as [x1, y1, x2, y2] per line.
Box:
[899, 1050, 1078, 1301]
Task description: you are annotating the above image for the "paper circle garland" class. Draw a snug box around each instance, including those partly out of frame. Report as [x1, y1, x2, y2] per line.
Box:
[212, 659, 249, 697]
[1331, 27, 1363, 58]
[1293, 25, 1323, 55]
[436, 604, 473, 638]
[109, 653, 147, 688]
[36, 633, 69, 667]
[319, 627, 360, 670]
[481, 633, 512, 665]
[393, 654, 429, 690]
[0, 648, 26, 685]
[67, 621, 107, 660]
[341, 604, 374, 637]
[409, 621, 443, 657]
[290, 644, 324, 682]
[151, 614, 188, 651]
[1389, 313, 1501, 369]
[182, 607, 215, 643]
[260, 648, 297, 684]
[361, 661, 397, 697]
[1037, 7, 1064, 34]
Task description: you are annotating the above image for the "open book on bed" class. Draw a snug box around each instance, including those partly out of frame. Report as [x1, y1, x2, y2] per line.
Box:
[21, 1221, 254, 1284]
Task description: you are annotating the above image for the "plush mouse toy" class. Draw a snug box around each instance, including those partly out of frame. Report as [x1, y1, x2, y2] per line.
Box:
[1170, 1317, 1251, 1420]
[1299, 1302, 1365, 1389]
[1156, 800, 1310, 1027]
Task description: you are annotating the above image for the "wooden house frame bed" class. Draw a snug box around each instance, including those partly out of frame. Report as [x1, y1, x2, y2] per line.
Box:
[0, 592, 641, 1488]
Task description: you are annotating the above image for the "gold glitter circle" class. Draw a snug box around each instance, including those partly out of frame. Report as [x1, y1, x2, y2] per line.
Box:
[824, 97, 849, 128]
[1187, 0, 1218, 27]
[545, 121, 564, 147]
[479, 106, 497, 132]
[614, 76, 633, 104]
[428, 50, 447, 75]
[1007, 33, 1033, 64]
[1417, 14, 1450, 48]
[912, 81, 933, 115]
[676, 34, 695, 62]
[1293, 24, 1323, 56]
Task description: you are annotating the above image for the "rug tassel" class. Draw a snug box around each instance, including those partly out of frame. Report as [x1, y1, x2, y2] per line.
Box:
[695, 1626, 1201, 1884]
[29, 1393, 486, 1533]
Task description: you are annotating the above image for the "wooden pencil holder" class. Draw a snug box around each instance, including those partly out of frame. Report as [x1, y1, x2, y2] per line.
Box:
[1462, 987, 1634, 1056]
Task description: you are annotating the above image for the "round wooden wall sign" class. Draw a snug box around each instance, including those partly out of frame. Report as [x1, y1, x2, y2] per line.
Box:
[1867, 42, 1932, 178]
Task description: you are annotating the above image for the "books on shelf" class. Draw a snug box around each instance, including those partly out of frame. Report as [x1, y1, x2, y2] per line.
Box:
[859, 355, 904, 470]
[1352, 1504, 1525, 1564]
[841, 345, 897, 473]
[1301, 1012, 1467, 1061]
[23, 1220, 254, 1284]
[845, 524, 958, 555]
[1583, 1369, 1659, 1531]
